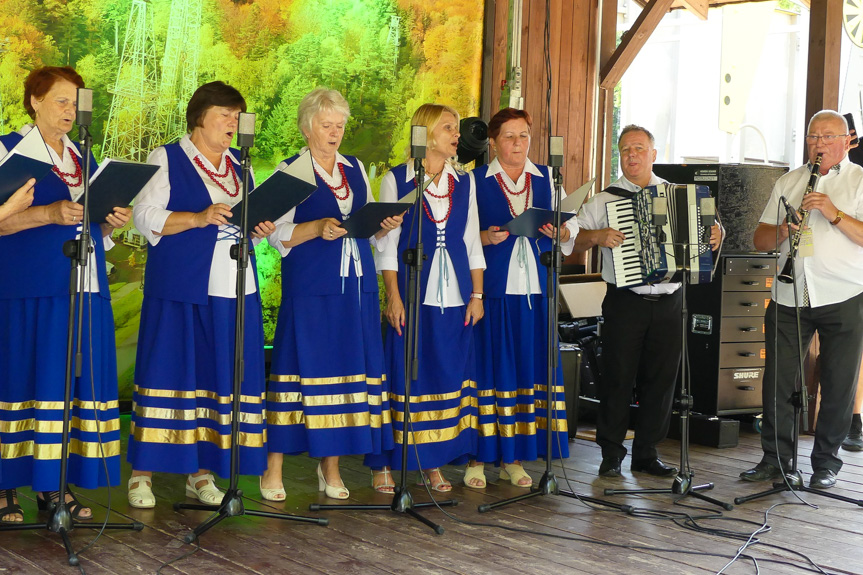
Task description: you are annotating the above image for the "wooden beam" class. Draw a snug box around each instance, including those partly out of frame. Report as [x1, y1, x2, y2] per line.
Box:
[805, 0, 842, 130]
[599, 0, 674, 90]
[674, 0, 708, 20]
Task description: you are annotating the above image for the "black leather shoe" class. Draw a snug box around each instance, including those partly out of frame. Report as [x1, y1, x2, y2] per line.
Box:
[841, 432, 863, 452]
[598, 457, 622, 477]
[631, 458, 678, 477]
[809, 468, 837, 489]
[739, 461, 783, 482]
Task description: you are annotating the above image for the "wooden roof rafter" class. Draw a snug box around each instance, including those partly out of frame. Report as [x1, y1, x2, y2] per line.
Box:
[632, 0, 810, 20]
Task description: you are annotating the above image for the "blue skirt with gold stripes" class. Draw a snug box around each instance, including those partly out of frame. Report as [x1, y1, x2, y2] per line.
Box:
[474, 294, 570, 464]
[266, 290, 393, 460]
[0, 294, 120, 490]
[127, 294, 267, 477]
[366, 305, 478, 471]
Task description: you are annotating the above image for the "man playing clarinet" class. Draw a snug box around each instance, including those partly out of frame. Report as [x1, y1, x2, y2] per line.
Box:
[740, 110, 863, 489]
[575, 125, 722, 478]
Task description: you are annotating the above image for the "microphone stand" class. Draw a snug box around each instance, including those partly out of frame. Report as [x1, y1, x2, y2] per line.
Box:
[478, 147, 624, 514]
[0, 93, 143, 567]
[734, 209, 863, 507]
[604, 190, 731, 510]
[175, 121, 328, 542]
[312, 152, 457, 534]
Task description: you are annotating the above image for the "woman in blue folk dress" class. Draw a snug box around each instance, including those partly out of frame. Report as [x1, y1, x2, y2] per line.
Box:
[368, 103, 485, 492]
[261, 88, 401, 499]
[0, 67, 130, 522]
[127, 82, 274, 508]
[466, 108, 576, 489]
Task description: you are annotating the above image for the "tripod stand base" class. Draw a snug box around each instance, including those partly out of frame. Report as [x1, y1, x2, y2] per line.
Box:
[175, 488, 328, 543]
[0, 504, 144, 566]
[311, 486, 457, 535]
[604, 472, 733, 510]
[733, 473, 863, 506]
[477, 470, 628, 513]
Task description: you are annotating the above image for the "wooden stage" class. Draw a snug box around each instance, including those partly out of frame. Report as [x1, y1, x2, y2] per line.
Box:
[2, 417, 862, 575]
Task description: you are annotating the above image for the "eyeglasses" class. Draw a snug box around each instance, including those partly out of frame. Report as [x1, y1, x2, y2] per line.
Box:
[805, 134, 848, 143]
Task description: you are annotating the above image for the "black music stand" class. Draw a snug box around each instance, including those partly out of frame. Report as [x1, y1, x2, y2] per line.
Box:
[0, 92, 143, 567]
[174, 116, 328, 542]
[311, 143, 457, 534]
[478, 140, 626, 515]
[604, 187, 732, 510]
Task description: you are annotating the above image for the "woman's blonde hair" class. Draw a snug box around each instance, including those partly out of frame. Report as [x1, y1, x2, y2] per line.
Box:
[410, 103, 460, 160]
[297, 88, 351, 140]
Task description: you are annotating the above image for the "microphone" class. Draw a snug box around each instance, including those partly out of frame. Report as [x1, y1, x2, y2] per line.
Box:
[652, 196, 667, 243]
[76, 88, 93, 128]
[237, 112, 256, 149]
[548, 136, 564, 168]
[700, 197, 716, 227]
[779, 195, 801, 225]
[411, 125, 427, 159]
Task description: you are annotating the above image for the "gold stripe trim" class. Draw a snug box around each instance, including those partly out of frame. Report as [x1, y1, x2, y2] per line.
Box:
[0, 417, 120, 434]
[268, 374, 384, 386]
[0, 399, 120, 411]
[535, 416, 569, 433]
[134, 386, 265, 405]
[393, 413, 476, 446]
[535, 400, 567, 411]
[135, 405, 263, 425]
[132, 425, 265, 448]
[390, 380, 477, 404]
[392, 395, 474, 423]
[1, 438, 121, 460]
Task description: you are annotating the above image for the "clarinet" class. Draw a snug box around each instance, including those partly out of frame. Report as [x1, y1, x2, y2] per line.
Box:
[777, 152, 822, 284]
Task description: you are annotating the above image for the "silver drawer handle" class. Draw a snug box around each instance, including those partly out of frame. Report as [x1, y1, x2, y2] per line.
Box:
[737, 386, 756, 391]
[739, 327, 758, 332]
[741, 281, 759, 286]
[740, 302, 757, 307]
[738, 352, 757, 357]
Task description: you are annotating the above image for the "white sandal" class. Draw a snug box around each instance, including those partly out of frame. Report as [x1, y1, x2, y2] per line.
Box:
[259, 476, 286, 501]
[127, 475, 155, 509]
[186, 473, 223, 504]
[500, 463, 533, 488]
[464, 464, 487, 489]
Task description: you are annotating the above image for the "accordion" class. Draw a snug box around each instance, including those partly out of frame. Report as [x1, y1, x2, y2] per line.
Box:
[605, 183, 714, 288]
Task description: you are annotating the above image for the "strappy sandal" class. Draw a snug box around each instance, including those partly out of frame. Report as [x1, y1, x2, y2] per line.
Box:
[37, 488, 92, 521]
[418, 468, 452, 492]
[186, 473, 224, 505]
[371, 469, 395, 494]
[128, 475, 156, 509]
[259, 476, 286, 502]
[464, 463, 487, 489]
[0, 489, 23, 523]
[500, 462, 533, 488]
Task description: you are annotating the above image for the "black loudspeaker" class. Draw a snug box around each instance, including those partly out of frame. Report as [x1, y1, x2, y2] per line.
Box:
[652, 164, 788, 253]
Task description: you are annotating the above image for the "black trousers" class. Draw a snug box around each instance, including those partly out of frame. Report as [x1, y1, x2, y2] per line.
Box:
[596, 285, 682, 461]
[761, 292, 863, 473]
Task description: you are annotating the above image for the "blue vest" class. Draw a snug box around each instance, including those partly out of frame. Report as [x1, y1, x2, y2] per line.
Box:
[280, 155, 378, 297]
[473, 164, 554, 298]
[0, 132, 109, 300]
[392, 164, 473, 303]
[143, 143, 258, 305]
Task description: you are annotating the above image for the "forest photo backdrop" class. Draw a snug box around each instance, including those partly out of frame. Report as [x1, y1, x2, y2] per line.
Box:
[0, 0, 484, 399]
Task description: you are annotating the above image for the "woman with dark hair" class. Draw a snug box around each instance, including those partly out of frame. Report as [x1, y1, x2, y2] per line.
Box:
[127, 81, 274, 508]
[368, 103, 485, 492]
[0, 67, 130, 522]
[466, 107, 576, 489]
[262, 88, 400, 499]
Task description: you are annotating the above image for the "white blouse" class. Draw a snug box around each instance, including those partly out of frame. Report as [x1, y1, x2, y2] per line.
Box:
[479, 157, 578, 296]
[268, 150, 387, 282]
[377, 162, 486, 309]
[132, 134, 257, 298]
[1, 124, 113, 293]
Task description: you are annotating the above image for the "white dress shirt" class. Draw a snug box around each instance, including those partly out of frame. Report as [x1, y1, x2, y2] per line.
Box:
[377, 162, 486, 308]
[577, 173, 680, 295]
[760, 156, 863, 308]
[132, 134, 257, 298]
[479, 157, 579, 296]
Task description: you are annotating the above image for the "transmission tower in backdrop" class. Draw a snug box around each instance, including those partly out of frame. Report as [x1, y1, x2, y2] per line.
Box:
[155, 0, 203, 145]
[102, 0, 159, 162]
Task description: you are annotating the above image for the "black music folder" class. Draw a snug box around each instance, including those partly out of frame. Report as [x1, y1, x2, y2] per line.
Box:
[0, 128, 53, 203]
[501, 208, 576, 238]
[79, 159, 160, 223]
[340, 202, 410, 238]
[227, 151, 317, 226]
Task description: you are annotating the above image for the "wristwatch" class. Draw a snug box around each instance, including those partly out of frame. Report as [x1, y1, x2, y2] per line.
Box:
[470, 292, 484, 300]
[831, 210, 845, 225]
